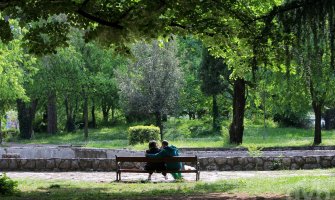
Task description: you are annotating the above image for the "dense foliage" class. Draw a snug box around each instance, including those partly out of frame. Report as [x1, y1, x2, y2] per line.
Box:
[128, 125, 160, 145]
[1, 1, 335, 146]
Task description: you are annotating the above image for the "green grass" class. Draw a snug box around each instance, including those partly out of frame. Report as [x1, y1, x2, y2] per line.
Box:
[3, 170, 335, 199]
[6, 118, 335, 149]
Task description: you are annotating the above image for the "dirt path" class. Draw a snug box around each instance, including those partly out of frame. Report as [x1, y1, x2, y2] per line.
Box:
[5, 169, 334, 183]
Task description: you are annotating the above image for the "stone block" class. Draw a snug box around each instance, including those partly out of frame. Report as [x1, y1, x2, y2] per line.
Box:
[59, 159, 71, 170]
[227, 158, 234, 166]
[0, 159, 9, 169]
[35, 159, 47, 170]
[46, 159, 55, 170]
[79, 159, 93, 170]
[263, 161, 273, 170]
[237, 157, 247, 165]
[71, 159, 79, 170]
[321, 156, 332, 161]
[255, 158, 264, 166]
[294, 157, 304, 166]
[206, 163, 218, 171]
[224, 165, 232, 171]
[321, 160, 331, 168]
[303, 164, 320, 169]
[8, 159, 18, 170]
[331, 158, 335, 166]
[23, 160, 36, 170]
[200, 158, 208, 166]
[215, 157, 226, 165]
[290, 163, 300, 170]
[92, 159, 100, 170]
[54, 158, 62, 168]
[245, 163, 255, 170]
[233, 165, 242, 171]
[282, 158, 291, 166]
[305, 157, 317, 164]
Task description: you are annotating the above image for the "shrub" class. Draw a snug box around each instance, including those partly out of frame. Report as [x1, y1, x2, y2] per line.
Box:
[0, 173, 18, 196]
[128, 125, 160, 145]
[1, 129, 19, 140]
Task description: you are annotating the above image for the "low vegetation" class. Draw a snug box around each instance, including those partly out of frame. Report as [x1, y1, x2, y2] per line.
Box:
[2, 170, 335, 199]
[5, 118, 335, 149]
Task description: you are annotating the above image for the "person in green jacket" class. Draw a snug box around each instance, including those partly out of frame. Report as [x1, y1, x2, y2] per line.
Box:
[145, 140, 183, 180]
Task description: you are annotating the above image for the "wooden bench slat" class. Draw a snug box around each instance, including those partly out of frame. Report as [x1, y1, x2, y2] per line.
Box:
[118, 169, 198, 173]
[116, 156, 197, 163]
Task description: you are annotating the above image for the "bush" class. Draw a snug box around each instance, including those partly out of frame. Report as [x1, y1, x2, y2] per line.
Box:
[128, 125, 160, 145]
[0, 173, 18, 196]
[1, 129, 19, 140]
[129, 125, 160, 145]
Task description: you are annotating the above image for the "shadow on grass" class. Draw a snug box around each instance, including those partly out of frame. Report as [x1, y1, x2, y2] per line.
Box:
[289, 187, 335, 200]
[1, 181, 241, 200]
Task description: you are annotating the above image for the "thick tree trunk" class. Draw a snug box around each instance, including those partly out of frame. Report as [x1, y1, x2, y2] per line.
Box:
[17, 99, 38, 139]
[155, 111, 163, 140]
[47, 92, 57, 134]
[313, 101, 322, 145]
[229, 78, 246, 144]
[0, 118, 2, 144]
[65, 97, 76, 132]
[83, 95, 89, 140]
[212, 94, 220, 133]
[91, 98, 96, 128]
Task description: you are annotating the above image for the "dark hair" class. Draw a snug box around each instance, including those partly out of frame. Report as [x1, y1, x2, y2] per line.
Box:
[148, 140, 157, 149]
[162, 140, 169, 146]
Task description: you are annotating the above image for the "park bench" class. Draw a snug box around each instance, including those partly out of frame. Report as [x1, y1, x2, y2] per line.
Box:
[115, 156, 200, 181]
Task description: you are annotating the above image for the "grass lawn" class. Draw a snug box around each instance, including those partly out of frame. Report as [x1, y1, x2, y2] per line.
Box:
[3, 169, 335, 199]
[5, 118, 335, 149]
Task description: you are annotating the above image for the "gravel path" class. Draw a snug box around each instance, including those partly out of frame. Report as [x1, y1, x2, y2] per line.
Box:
[5, 169, 335, 183]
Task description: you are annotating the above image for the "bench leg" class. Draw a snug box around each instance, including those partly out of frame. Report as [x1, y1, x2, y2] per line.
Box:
[196, 172, 200, 181]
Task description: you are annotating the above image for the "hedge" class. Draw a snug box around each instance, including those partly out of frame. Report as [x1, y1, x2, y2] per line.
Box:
[128, 125, 160, 145]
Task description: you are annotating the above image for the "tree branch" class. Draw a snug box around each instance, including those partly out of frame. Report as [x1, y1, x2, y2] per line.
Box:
[77, 8, 123, 29]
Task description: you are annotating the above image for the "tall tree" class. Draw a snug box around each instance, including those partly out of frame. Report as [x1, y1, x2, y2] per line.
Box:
[0, 17, 37, 140]
[200, 48, 231, 133]
[177, 37, 207, 120]
[276, 0, 335, 145]
[118, 40, 182, 140]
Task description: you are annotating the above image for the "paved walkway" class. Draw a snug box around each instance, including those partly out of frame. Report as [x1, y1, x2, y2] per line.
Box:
[5, 169, 335, 183]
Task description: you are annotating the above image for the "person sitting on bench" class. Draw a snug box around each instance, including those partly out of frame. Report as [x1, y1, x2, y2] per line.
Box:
[144, 140, 167, 180]
[146, 140, 183, 180]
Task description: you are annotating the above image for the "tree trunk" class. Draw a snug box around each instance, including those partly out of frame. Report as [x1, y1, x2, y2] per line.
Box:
[212, 94, 220, 133]
[47, 92, 57, 134]
[155, 111, 163, 140]
[229, 78, 246, 144]
[65, 97, 76, 132]
[0, 118, 2, 144]
[324, 109, 330, 130]
[17, 99, 38, 139]
[91, 98, 96, 128]
[313, 100, 322, 145]
[83, 95, 89, 140]
[102, 101, 110, 125]
[111, 105, 115, 121]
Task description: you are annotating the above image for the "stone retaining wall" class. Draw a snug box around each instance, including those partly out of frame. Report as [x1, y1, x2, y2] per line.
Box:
[1, 155, 335, 171]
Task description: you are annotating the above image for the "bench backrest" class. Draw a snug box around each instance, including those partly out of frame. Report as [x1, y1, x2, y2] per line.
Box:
[115, 156, 197, 163]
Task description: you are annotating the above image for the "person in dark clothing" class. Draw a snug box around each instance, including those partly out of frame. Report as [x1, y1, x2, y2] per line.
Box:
[144, 140, 167, 180]
[146, 140, 183, 180]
